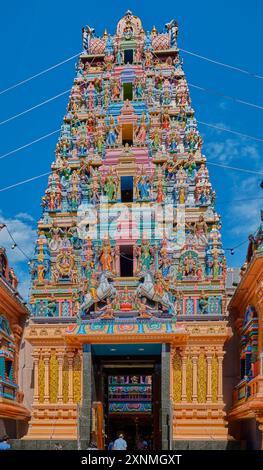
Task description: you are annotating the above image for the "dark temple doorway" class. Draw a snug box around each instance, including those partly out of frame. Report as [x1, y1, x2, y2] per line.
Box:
[91, 344, 162, 450]
[120, 245, 133, 277]
[124, 49, 133, 64]
[121, 176, 133, 202]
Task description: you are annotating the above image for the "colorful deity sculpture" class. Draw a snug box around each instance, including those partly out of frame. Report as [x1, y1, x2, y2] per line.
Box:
[135, 112, 148, 144]
[135, 167, 151, 200]
[103, 167, 119, 201]
[193, 215, 208, 245]
[136, 239, 153, 272]
[134, 78, 144, 99]
[99, 238, 114, 272]
[106, 116, 119, 146]
[111, 79, 121, 100]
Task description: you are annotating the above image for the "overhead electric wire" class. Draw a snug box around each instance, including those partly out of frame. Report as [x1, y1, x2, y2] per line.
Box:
[0, 129, 60, 161]
[0, 44, 260, 102]
[197, 121, 263, 143]
[0, 157, 263, 195]
[206, 161, 263, 176]
[0, 224, 32, 260]
[0, 114, 263, 166]
[180, 48, 263, 80]
[189, 82, 263, 110]
[0, 89, 71, 126]
[225, 223, 261, 254]
[0, 155, 262, 195]
[217, 197, 263, 205]
[0, 172, 51, 192]
[0, 52, 81, 96]
[0, 48, 260, 262]
[0, 52, 101, 127]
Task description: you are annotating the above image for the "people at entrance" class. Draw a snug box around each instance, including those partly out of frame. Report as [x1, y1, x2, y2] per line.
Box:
[113, 433, 127, 450]
[0, 435, 11, 450]
[136, 436, 148, 450]
[87, 440, 98, 450]
[108, 439, 114, 450]
[54, 442, 63, 450]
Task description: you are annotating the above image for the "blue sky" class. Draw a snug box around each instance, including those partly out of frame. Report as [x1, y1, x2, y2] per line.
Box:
[0, 0, 262, 297]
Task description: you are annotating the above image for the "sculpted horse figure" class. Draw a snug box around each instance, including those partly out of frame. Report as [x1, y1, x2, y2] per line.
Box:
[135, 271, 175, 315]
[81, 271, 117, 313]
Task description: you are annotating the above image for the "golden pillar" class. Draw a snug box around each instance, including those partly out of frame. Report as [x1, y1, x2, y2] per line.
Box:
[186, 355, 193, 402]
[57, 350, 64, 404]
[206, 353, 213, 403]
[173, 351, 182, 402]
[43, 351, 50, 403]
[62, 355, 69, 403]
[211, 355, 218, 402]
[73, 353, 81, 403]
[192, 354, 198, 403]
[68, 351, 75, 404]
[181, 353, 187, 402]
[197, 353, 207, 403]
[49, 352, 59, 403]
[217, 353, 224, 402]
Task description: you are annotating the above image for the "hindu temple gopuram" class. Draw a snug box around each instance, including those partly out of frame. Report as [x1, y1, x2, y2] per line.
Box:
[18, 11, 243, 450]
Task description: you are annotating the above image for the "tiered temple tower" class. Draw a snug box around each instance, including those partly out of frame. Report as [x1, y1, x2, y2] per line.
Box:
[23, 12, 231, 449]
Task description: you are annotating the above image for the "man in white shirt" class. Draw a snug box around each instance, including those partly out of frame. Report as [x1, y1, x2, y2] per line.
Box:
[113, 433, 127, 450]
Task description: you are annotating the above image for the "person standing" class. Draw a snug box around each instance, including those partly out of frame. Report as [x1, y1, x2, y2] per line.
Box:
[87, 440, 98, 450]
[113, 433, 127, 450]
[0, 435, 11, 450]
[108, 438, 114, 450]
[136, 436, 148, 450]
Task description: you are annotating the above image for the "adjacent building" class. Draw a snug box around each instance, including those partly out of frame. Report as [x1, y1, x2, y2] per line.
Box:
[228, 216, 263, 449]
[0, 247, 30, 438]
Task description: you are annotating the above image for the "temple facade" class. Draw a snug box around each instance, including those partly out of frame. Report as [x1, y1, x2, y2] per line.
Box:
[228, 215, 263, 450]
[0, 247, 30, 438]
[21, 12, 233, 449]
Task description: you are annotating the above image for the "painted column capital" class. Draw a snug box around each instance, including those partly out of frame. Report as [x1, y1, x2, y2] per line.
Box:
[206, 354, 213, 363]
[57, 350, 65, 363]
[32, 350, 40, 362]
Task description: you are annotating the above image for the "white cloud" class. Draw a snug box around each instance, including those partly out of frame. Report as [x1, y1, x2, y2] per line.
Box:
[205, 138, 261, 165]
[0, 211, 36, 263]
[230, 199, 262, 236]
[0, 211, 36, 300]
[13, 265, 31, 300]
[15, 212, 35, 222]
[226, 175, 262, 236]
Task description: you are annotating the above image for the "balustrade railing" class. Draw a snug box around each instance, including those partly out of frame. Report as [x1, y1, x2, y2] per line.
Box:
[233, 378, 250, 403]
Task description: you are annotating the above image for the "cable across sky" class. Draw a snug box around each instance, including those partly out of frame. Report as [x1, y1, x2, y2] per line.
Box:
[0, 52, 81, 96]
[0, 224, 32, 260]
[189, 83, 263, 111]
[0, 157, 263, 194]
[0, 45, 261, 100]
[0, 89, 71, 127]
[0, 129, 60, 161]
[180, 48, 263, 80]
[0, 117, 262, 166]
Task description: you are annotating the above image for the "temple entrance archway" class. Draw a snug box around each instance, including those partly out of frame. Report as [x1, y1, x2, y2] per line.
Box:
[93, 348, 161, 450]
[80, 343, 172, 450]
